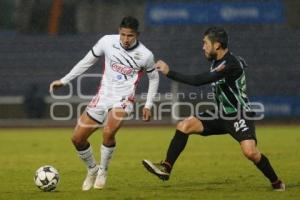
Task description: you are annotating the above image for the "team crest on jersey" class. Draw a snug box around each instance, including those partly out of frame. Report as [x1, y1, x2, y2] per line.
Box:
[133, 52, 141, 60]
[111, 62, 133, 75]
[112, 44, 120, 50]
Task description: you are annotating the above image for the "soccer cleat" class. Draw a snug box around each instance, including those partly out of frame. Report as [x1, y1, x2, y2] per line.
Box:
[82, 170, 98, 191]
[93, 168, 107, 189]
[142, 160, 170, 181]
[272, 180, 285, 191]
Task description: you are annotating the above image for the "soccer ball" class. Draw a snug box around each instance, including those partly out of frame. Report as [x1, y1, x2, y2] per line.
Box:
[34, 165, 60, 191]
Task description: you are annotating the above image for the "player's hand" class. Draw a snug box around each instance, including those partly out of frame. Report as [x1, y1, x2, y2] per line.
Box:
[49, 80, 64, 93]
[142, 107, 151, 122]
[155, 60, 170, 75]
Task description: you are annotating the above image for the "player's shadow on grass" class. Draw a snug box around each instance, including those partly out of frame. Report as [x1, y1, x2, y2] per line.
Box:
[156, 179, 270, 192]
[286, 182, 300, 189]
[138, 179, 234, 192]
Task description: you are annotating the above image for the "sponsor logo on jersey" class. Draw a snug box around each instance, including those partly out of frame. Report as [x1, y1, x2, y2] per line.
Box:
[133, 52, 141, 60]
[111, 62, 133, 75]
[116, 74, 123, 80]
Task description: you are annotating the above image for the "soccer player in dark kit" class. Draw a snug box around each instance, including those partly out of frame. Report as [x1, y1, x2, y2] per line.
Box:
[142, 27, 285, 191]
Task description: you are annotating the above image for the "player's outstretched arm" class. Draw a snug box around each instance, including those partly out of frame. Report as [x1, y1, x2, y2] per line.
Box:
[155, 60, 224, 86]
[49, 80, 64, 93]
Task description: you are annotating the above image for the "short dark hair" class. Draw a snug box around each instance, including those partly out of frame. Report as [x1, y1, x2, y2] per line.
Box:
[120, 16, 139, 32]
[204, 27, 228, 49]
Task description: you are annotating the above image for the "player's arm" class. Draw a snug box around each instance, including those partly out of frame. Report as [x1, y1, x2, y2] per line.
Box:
[143, 54, 159, 121]
[49, 51, 99, 92]
[155, 60, 225, 86]
[49, 37, 106, 92]
[167, 70, 223, 86]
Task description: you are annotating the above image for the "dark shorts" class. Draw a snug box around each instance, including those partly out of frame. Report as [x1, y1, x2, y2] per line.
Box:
[195, 111, 257, 143]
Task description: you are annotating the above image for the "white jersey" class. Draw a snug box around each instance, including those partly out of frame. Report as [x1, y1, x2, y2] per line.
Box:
[60, 34, 159, 109]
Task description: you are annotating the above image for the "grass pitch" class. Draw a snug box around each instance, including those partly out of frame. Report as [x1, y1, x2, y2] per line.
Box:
[0, 126, 299, 200]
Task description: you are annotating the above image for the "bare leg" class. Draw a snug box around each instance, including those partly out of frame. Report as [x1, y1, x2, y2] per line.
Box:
[94, 108, 127, 189]
[70, 112, 100, 190]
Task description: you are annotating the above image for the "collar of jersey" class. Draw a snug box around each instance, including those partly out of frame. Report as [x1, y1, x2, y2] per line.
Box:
[216, 51, 230, 62]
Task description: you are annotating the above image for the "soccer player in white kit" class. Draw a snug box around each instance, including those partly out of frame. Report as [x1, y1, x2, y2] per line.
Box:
[49, 16, 159, 190]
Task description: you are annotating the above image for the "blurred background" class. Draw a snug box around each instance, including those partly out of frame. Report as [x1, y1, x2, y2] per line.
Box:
[0, 0, 299, 127]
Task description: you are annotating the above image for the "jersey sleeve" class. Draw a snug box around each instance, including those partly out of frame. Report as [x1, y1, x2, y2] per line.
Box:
[144, 52, 156, 73]
[60, 36, 108, 84]
[60, 51, 99, 84]
[91, 36, 107, 58]
[167, 70, 224, 86]
[145, 69, 159, 109]
[166, 54, 245, 86]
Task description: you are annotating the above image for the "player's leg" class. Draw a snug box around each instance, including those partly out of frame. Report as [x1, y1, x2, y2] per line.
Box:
[94, 107, 127, 189]
[143, 116, 204, 180]
[71, 112, 100, 191]
[142, 110, 225, 180]
[240, 139, 285, 191]
[232, 118, 285, 191]
[164, 116, 203, 169]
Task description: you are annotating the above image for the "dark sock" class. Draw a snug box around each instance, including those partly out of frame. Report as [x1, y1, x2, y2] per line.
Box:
[164, 129, 189, 172]
[255, 154, 278, 183]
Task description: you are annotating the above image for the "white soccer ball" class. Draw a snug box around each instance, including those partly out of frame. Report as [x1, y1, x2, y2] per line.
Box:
[34, 165, 60, 191]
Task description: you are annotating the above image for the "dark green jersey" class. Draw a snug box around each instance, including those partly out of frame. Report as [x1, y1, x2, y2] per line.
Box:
[167, 51, 251, 114]
[210, 52, 251, 114]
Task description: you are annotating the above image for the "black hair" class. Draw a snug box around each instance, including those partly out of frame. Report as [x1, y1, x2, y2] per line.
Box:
[204, 27, 228, 49]
[120, 16, 139, 32]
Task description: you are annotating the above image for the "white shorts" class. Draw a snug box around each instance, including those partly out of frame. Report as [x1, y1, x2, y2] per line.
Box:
[86, 96, 134, 124]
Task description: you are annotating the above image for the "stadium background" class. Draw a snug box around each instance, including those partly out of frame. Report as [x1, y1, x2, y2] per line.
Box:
[0, 0, 299, 125]
[0, 1, 300, 199]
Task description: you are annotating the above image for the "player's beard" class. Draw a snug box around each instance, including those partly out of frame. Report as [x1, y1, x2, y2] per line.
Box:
[205, 50, 217, 61]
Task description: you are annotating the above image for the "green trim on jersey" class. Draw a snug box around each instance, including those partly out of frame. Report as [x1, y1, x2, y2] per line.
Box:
[214, 79, 237, 114]
[214, 71, 250, 114]
[234, 71, 251, 111]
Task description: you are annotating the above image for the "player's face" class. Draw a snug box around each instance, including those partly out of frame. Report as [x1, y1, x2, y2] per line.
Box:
[119, 27, 138, 49]
[202, 36, 217, 61]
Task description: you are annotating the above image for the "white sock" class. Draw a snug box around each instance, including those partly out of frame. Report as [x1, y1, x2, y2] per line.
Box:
[99, 144, 116, 171]
[77, 144, 98, 174]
